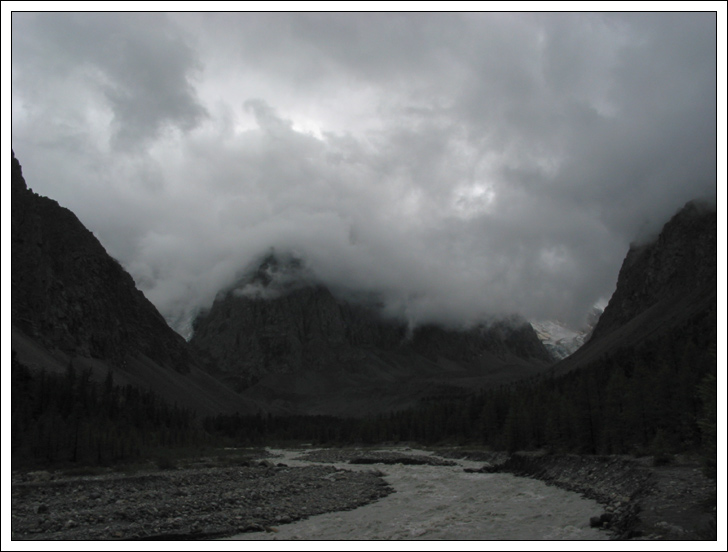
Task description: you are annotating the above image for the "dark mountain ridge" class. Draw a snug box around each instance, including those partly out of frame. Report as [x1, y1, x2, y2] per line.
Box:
[12, 152, 190, 371]
[591, 199, 716, 340]
[11, 151, 253, 416]
[552, 199, 717, 375]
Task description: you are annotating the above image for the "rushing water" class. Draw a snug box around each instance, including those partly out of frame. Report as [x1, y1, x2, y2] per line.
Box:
[222, 448, 611, 541]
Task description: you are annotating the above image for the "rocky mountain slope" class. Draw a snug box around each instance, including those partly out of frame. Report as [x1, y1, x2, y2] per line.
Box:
[190, 254, 554, 416]
[590, 200, 716, 341]
[11, 152, 252, 416]
[552, 199, 717, 375]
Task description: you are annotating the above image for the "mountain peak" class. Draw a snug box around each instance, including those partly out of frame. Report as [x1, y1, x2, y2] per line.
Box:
[12, 150, 28, 194]
[229, 250, 315, 300]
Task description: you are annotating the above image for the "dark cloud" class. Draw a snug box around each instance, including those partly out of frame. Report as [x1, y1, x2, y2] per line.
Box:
[12, 13, 207, 150]
[10, 12, 720, 336]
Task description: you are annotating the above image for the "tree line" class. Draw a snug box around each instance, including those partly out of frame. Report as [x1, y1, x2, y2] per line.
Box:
[10, 353, 204, 467]
[205, 319, 717, 475]
[12, 310, 716, 478]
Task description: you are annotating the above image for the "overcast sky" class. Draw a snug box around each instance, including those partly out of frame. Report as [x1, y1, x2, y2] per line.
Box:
[8, 9, 722, 334]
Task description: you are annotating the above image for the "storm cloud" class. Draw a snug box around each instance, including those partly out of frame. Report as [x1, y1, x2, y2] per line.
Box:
[10, 11, 719, 335]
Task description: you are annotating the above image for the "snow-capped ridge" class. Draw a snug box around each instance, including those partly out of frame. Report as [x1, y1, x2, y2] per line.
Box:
[531, 308, 602, 360]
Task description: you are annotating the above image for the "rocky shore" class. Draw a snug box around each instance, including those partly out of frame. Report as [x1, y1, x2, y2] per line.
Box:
[441, 449, 717, 540]
[450, 451, 650, 538]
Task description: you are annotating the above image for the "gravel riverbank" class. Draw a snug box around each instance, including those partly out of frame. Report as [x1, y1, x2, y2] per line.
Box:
[11, 456, 392, 540]
[11, 447, 717, 541]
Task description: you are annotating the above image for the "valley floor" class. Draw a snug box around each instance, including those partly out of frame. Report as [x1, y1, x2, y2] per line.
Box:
[10, 447, 717, 542]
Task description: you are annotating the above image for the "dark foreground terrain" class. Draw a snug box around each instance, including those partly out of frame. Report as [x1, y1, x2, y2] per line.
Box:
[11, 448, 716, 541]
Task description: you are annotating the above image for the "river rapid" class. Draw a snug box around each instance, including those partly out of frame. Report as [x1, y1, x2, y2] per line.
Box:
[222, 447, 611, 541]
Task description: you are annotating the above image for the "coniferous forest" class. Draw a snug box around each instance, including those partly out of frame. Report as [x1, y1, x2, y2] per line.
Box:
[12, 314, 716, 479]
[10, 353, 204, 467]
[204, 320, 717, 475]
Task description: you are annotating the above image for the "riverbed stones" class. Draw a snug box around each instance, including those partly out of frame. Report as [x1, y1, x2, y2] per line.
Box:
[11, 463, 393, 540]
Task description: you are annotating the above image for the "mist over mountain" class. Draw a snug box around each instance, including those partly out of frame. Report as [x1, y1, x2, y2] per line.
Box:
[306, 197, 717, 467]
[10, 13, 718, 336]
[190, 252, 554, 416]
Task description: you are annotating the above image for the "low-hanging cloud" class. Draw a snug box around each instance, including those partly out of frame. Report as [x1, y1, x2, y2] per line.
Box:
[10, 12, 718, 336]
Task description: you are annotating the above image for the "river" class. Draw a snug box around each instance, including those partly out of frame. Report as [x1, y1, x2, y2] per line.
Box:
[222, 447, 611, 541]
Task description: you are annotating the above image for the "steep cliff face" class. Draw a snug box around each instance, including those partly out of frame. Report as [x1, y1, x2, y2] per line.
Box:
[192, 284, 401, 383]
[553, 199, 717, 375]
[11, 152, 249, 415]
[12, 152, 191, 371]
[589, 200, 716, 342]
[190, 254, 553, 415]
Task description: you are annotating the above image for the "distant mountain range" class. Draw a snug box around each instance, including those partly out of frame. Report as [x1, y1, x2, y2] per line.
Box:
[10, 151, 717, 423]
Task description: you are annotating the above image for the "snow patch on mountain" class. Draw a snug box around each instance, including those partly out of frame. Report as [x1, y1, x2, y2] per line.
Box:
[531, 308, 602, 361]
